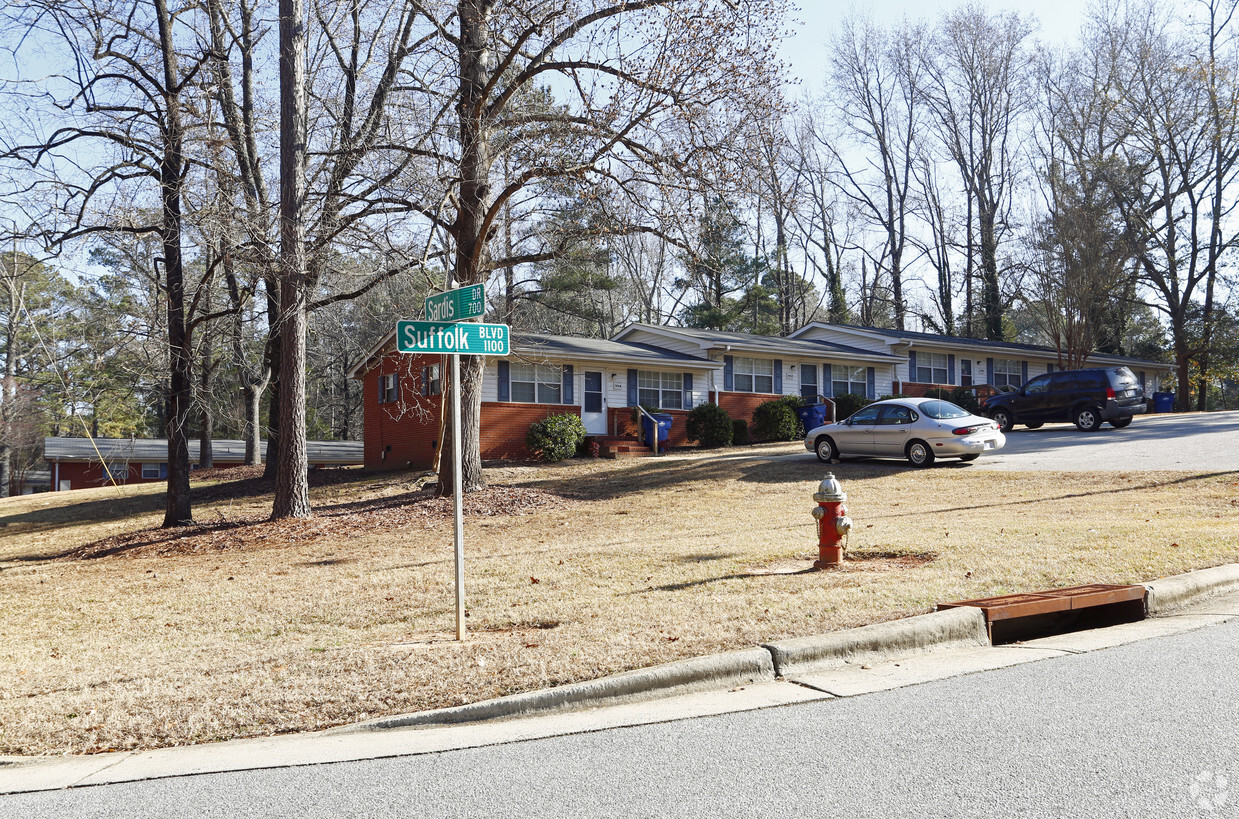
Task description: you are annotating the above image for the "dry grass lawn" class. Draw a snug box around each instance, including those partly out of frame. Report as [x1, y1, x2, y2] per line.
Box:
[1, 446, 1237, 756]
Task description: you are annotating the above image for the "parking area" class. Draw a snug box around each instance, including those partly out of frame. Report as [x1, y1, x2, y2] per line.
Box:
[970, 411, 1239, 472]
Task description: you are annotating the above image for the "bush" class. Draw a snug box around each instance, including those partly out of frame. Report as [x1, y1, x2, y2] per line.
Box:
[731, 419, 750, 446]
[686, 402, 733, 448]
[751, 395, 804, 442]
[919, 387, 981, 414]
[526, 413, 587, 462]
[832, 392, 872, 420]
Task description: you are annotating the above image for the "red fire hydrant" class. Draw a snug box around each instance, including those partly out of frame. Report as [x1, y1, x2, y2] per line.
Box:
[811, 473, 852, 569]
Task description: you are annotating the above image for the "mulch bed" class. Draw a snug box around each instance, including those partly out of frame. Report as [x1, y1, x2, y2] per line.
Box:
[62, 483, 577, 561]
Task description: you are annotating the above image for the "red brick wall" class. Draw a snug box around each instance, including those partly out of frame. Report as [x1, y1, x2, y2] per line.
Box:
[363, 351, 446, 471]
[481, 403, 582, 459]
[50, 460, 250, 491]
[713, 391, 783, 425]
[607, 408, 692, 447]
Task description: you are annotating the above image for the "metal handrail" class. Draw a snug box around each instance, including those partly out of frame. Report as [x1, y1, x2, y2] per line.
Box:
[814, 394, 837, 423]
[634, 404, 661, 455]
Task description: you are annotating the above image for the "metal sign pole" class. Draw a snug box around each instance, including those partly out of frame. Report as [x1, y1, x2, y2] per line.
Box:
[452, 351, 465, 640]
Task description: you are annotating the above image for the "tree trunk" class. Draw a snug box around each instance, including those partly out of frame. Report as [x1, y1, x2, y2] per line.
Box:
[272, 0, 311, 519]
[155, 0, 193, 527]
[0, 256, 18, 499]
[979, 206, 1002, 340]
[437, 0, 493, 497]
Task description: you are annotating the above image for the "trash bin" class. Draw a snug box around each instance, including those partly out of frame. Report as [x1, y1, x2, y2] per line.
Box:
[640, 413, 673, 449]
[1152, 392, 1175, 413]
[794, 403, 827, 432]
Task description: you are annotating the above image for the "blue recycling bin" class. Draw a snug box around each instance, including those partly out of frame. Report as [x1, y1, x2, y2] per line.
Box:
[1152, 392, 1175, 413]
[641, 413, 673, 449]
[794, 403, 828, 432]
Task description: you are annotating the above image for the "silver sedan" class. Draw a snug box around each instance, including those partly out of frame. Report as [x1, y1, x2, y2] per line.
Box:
[804, 397, 1006, 467]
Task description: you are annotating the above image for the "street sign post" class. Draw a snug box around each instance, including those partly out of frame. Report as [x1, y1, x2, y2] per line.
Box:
[424, 283, 485, 323]
[396, 289, 508, 641]
[396, 320, 509, 355]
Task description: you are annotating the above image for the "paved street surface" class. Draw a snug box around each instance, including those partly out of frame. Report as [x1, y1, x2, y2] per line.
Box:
[970, 410, 1239, 472]
[6, 604, 1238, 818]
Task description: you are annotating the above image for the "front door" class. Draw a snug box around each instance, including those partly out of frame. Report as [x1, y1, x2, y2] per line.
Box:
[832, 403, 880, 456]
[582, 370, 606, 434]
[800, 363, 819, 400]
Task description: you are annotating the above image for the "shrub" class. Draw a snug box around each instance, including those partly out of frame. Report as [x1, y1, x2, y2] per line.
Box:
[731, 419, 750, 446]
[832, 392, 872, 420]
[526, 413, 587, 462]
[686, 402, 733, 448]
[751, 394, 804, 442]
[918, 387, 981, 414]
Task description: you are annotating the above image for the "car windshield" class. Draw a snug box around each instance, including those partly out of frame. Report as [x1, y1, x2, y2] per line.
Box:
[919, 400, 970, 419]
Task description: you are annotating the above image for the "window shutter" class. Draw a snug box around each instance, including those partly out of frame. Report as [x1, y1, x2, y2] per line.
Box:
[377, 374, 384, 403]
[948, 354, 956, 385]
[683, 372, 693, 406]
[497, 360, 510, 402]
[723, 355, 734, 391]
[1048, 363, 1055, 373]
[627, 368, 638, 406]
[562, 365, 574, 404]
[908, 351, 917, 382]
[866, 367, 876, 399]
[986, 357, 995, 386]
[420, 367, 429, 397]
[823, 364, 833, 397]
[773, 359, 782, 394]
[1021, 361, 1029, 383]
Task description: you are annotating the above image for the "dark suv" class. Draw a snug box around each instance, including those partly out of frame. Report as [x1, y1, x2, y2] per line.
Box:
[982, 367, 1146, 432]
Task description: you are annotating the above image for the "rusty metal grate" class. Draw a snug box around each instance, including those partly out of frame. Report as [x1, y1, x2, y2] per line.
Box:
[939, 584, 1147, 641]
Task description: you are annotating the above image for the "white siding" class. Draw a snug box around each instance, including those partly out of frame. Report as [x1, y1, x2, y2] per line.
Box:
[793, 325, 892, 354]
[616, 328, 704, 358]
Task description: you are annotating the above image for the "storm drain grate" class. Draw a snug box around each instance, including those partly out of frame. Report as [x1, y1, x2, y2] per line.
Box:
[938, 584, 1147, 644]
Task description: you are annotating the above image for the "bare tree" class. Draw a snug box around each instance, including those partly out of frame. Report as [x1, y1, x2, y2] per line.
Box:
[824, 14, 926, 330]
[920, 4, 1034, 340]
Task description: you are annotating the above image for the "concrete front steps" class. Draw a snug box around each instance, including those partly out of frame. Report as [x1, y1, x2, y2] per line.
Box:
[588, 436, 655, 459]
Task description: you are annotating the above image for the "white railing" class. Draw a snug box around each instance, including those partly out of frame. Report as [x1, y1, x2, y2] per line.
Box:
[634, 404, 662, 455]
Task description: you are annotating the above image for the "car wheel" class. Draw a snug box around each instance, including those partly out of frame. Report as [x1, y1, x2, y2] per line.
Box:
[1074, 406, 1103, 431]
[1024, 422, 1043, 429]
[815, 436, 839, 463]
[1109, 416, 1132, 429]
[906, 440, 935, 467]
[959, 453, 980, 462]
[991, 409, 1014, 433]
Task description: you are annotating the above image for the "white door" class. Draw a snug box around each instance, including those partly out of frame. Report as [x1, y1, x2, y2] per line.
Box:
[582, 370, 606, 434]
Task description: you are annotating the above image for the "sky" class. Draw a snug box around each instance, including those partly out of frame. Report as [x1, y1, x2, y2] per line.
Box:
[779, 0, 1092, 91]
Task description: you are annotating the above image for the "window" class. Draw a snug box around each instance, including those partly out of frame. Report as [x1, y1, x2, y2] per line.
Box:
[141, 463, 167, 480]
[848, 405, 881, 424]
[510, 363, 561, 404]
[104, 462, 128, 481]
[877, 405, 916, 425]
[638, 371, 683, 409]
[993, 359, 1022, 388]
[915, 352, 949, 384]
[378, 373, 398, 404]
[1023, 374, 1052, 395]
[733, 357, 774, 393]
[832, 366, 867, 397]
[420, 364, 441, 397]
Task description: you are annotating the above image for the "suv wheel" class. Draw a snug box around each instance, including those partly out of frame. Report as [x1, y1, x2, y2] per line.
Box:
[991, 408, 1014, 433]
[1109, 416, 1133, 429]
[1074, 406, 1103, 431]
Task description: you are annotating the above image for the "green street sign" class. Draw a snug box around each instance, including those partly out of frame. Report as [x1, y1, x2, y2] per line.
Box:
[424, 284, 485, 323]
[396, 320, 510, 356]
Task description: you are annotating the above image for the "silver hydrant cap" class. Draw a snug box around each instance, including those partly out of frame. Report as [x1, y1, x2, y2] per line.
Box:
[813, 472, 846, 502]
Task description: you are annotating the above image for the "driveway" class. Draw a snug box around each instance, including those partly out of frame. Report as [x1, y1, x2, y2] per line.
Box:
[971, 410, 1239, 472]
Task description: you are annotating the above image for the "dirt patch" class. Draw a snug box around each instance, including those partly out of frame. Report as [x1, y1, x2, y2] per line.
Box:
[60, 485, 578, 560]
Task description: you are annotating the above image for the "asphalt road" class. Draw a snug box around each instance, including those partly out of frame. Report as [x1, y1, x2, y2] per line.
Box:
[6, 614, 1238, 818]
[971, 410, 1239, 472]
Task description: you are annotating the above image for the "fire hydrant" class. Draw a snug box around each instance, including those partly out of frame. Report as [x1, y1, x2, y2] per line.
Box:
[811, 473, 852, 569]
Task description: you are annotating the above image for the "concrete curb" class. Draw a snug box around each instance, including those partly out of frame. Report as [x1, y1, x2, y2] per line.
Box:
[332, 647, 775, 734]
[763, 607, 990, 677]
[1144, 564, 1239, 615]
